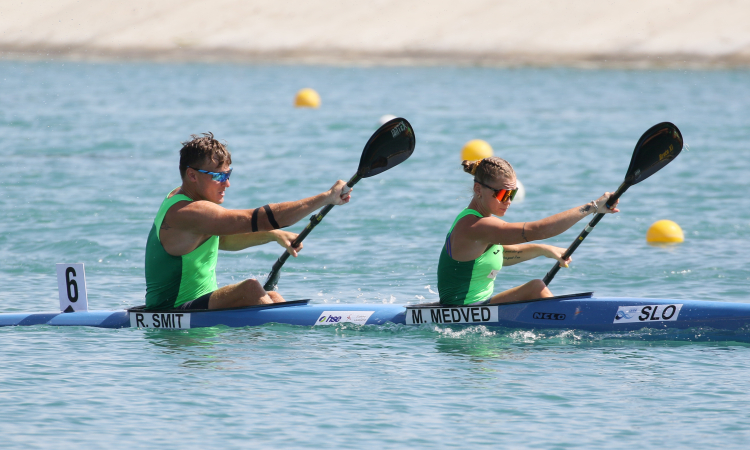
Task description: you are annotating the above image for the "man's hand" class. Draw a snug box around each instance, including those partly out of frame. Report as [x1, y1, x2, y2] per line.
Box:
[326, 180, 353, 206]
[272, 230, 303, 257]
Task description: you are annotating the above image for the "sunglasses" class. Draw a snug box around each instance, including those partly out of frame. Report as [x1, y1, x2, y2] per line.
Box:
[474, 178, 518, 202]
[188, 166, 233, 182]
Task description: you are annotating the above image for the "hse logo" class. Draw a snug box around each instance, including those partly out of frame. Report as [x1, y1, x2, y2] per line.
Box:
[405, 306, 499, 325]
[319, 315, 341, 324]
[613, 304, 683, 324]
[314, 311, 374, 326]
[532, 312, 566, 321]
[391, 121, 407, 138]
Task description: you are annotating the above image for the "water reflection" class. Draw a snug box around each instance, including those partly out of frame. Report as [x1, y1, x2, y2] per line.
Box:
[138, 326, 268, 369]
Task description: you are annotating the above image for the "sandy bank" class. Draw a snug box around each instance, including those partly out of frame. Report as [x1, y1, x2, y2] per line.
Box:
[2, 0, 750, 67]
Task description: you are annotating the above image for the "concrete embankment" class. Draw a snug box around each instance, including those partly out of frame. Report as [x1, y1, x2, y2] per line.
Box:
[2, 0, 750, 67]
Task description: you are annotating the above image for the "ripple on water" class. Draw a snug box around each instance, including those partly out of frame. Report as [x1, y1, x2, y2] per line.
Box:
[2, 62, 750, 449]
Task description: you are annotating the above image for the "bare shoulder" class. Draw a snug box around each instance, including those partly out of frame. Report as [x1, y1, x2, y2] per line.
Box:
[454, 214, 500, 236]
[466, 215, 507, 230]
[459, 215, 521, 243]
[165, 199, 226, 230]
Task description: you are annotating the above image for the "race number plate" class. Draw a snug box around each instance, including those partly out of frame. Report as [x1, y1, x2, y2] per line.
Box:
[130, 312, 191, 329]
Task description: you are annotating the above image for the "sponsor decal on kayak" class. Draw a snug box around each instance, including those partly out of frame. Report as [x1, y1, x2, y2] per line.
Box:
[314, 311, 374, 326]
[532, 312, 566, 321]
[130, 312, 191, 329]
[613, 304, 683, 324]
[405, 306, 498, 325]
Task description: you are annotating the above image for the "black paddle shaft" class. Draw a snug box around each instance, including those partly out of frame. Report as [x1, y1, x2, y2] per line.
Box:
[263, 174, 360, 291]
[263, 118, 416, 291]
[542, 122, 683, 286]
[542, 183, 628, 285]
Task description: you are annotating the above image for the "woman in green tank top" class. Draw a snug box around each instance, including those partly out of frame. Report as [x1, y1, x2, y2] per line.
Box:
[437, 156, 620, 305]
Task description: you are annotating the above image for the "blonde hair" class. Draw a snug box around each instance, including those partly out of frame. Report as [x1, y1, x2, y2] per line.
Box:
[461, 157, 515, 184]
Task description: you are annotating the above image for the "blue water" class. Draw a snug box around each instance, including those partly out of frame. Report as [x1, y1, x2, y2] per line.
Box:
[1, 60, 749, 448]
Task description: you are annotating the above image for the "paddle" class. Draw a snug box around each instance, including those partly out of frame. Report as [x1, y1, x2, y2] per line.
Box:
[263, 118, 416, 291]
[542, 122, 684, 286]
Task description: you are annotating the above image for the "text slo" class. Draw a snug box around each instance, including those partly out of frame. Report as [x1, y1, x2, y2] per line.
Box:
[613, 304, 683, 324]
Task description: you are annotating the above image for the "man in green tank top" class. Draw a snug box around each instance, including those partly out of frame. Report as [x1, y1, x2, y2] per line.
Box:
[145, 133, 352, 311]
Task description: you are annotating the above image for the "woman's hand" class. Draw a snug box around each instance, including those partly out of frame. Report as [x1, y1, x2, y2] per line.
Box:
[326, 180, 353, 205]
[272, 230, 303, 257]
[594, 192, 620, 214]
[542, 244, 572, 268]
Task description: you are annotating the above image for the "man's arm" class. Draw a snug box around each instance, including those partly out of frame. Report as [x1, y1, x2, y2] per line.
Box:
[220, 230, 302, 257]
[171, 180, 351, 237]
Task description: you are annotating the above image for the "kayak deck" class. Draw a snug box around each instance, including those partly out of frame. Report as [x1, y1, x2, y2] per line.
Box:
[3, 293, 750, 332]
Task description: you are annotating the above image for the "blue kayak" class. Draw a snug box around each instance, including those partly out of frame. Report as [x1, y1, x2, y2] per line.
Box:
[3, 293, 750, 331]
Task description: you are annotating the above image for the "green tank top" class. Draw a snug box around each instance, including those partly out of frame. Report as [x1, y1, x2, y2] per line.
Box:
[437, 208, 504, 305]
[145, 189, 219, 309]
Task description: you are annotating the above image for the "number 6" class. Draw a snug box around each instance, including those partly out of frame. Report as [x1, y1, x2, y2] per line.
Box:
[65, 267, 79, 302]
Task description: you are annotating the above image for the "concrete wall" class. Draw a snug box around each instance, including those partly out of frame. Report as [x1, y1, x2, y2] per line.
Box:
[2, 0, 749, 67]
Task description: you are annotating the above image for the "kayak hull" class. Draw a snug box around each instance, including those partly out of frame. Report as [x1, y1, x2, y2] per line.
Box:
[3, 293, 750, 332]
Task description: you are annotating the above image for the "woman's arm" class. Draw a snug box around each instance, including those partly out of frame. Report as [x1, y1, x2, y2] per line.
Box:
[502, 244, 571, 267]
[522, 192, 620, 242]
[470, 192, 619, 246]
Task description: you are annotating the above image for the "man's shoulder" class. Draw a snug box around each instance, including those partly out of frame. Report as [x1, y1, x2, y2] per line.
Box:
[164, 197, 228, 232]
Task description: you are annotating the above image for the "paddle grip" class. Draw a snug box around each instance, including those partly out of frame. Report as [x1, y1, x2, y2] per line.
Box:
[263, 174, 361, 291]
[542, 183, 629, 286]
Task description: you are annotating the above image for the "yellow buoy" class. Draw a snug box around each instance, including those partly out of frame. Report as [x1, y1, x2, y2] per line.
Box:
[461, 139, 493, 161]
[294, 88, 321, 108]
[646, 220, 684, 244]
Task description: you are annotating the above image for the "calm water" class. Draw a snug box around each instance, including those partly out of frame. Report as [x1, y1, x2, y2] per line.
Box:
[1, 60, 749, 449]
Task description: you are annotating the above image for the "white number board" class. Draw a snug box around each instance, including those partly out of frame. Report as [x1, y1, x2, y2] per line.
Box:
[56, 263, 88, 312]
